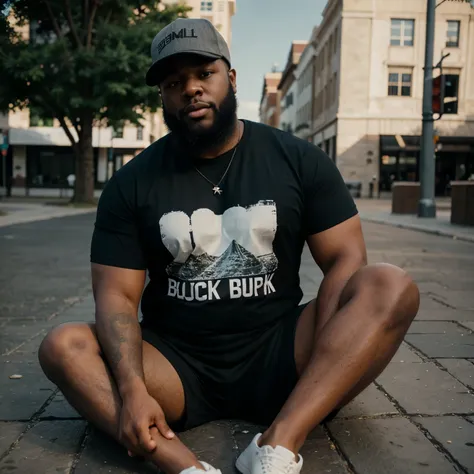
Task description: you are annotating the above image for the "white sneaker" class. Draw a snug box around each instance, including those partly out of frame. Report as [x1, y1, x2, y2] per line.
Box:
[180, 461, 222, 474]
[235, 433, 303, 474]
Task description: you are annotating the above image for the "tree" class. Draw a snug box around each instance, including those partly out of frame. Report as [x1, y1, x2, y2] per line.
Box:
[0, 0, 189, 203]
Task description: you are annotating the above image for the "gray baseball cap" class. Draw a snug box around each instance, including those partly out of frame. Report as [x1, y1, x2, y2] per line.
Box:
[145, 18, 231, 86]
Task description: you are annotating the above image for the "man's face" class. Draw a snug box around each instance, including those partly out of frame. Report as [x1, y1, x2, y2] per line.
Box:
[159, 55, 238, 150]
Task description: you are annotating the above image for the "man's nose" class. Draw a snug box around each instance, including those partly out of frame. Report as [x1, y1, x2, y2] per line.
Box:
[182, 78, 203, 98]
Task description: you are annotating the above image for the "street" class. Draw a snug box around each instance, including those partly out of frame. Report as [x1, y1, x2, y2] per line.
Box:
[0, 213, 473, 473]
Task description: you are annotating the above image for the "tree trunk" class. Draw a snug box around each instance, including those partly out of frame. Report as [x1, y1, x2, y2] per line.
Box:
[73, 114, 95, 203]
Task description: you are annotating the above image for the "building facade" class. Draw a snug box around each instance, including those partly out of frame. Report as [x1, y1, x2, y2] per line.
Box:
[294, 29, 317, 141]
[259, 72, 283, 127]
[1, 0, 236, 197]
[163, 0, 236, 48]
[310, 0, 474, 196]
[277, 41, 308, 135]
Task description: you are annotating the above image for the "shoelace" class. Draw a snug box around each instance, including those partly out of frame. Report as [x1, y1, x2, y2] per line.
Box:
[258, 447, 296, 474]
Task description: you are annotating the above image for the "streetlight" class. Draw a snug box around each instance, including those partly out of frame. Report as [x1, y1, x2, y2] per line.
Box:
[418, 0, 474, 218]
[418, 0, 437, 218]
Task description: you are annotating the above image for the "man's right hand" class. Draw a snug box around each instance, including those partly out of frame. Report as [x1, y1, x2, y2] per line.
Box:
[118, 385, 175, 457]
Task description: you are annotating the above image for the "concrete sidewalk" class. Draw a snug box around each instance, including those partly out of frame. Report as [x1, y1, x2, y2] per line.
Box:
[1, 214, 473, 473]
[0, 199, 97, 228]
[356, 198, 474, 243]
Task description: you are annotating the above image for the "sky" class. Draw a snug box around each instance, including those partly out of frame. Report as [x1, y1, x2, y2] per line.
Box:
[230, 0, 327, 122]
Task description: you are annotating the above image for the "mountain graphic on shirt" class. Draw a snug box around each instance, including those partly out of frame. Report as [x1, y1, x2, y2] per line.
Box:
[167, 240, 277, 281]
[160, 201, 279, 281]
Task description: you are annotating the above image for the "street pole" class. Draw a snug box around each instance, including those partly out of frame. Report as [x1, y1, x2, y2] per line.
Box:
[418, 0, 437, 218]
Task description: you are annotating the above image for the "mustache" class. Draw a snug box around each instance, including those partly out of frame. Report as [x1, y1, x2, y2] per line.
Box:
[179, 101, 216, 119]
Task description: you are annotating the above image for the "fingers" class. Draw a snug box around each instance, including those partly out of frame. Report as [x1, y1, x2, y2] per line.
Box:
[154, 415, 174, 440]
[135, 423, 157, 453]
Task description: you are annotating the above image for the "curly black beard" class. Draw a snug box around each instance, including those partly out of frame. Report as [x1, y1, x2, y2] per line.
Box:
[162, 81, 238, 155]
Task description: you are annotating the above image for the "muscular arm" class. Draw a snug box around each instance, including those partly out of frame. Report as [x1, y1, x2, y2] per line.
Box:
[92, 263, 146, 399]
[307, 215, 367, 326]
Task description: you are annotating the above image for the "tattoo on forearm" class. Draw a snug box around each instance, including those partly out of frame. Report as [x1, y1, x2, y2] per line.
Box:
[98, 311, 144, 380]
[107, 312, 131, 367]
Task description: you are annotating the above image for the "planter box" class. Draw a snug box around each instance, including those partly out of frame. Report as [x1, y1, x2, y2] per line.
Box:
[451, 181, 474, 226]
[392, 182, 420, 214]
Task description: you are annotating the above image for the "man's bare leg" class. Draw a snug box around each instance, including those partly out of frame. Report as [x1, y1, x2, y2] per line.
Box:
[260, 263, 420, 453]
[38, 323, 203, 474]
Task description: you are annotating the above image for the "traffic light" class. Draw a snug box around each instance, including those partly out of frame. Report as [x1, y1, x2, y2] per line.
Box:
[432, 74, 459, 117]
[432, 75, 445, 115]
[443, 74, 459, 114]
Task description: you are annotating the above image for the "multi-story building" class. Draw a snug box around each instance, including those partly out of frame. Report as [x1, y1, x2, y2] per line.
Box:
[163, 0, 235, 48]
[310, 0, 474, 197]
[294, 28, 317, 141]
[259, 72, 283, 127]
[277, 41, 308, 135]
[1, 0, 236, 197]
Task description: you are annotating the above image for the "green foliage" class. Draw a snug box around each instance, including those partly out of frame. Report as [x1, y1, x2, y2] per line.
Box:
[0, 0, 190, 131]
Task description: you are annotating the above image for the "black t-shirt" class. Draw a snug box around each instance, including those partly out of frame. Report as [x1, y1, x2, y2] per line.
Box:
[90, 120, 358, 363]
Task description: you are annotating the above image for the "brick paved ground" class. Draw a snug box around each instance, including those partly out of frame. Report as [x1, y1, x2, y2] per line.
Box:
[0, 214, 473, 473]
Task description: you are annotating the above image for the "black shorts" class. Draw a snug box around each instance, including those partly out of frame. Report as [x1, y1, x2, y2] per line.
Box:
[141, 303, 339, 432]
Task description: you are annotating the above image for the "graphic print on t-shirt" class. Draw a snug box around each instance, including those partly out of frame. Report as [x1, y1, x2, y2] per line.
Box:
[159, 200, 278, 301]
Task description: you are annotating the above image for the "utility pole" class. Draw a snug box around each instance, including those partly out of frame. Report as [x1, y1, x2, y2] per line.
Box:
[418, 0, 437, 218]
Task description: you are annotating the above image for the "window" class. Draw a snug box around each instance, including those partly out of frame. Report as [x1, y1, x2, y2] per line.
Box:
[446, 20, 460, 47]
[388, 69, 413, 96]
[391, 19, 415, 46]
[218, 1, 225, 11]
[201, 1, 213, 11]
[113, 125, 123, 138]
[136, 125, 143, 140]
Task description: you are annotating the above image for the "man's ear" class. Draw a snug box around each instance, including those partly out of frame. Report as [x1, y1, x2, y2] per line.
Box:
[229, 68, 237, 93]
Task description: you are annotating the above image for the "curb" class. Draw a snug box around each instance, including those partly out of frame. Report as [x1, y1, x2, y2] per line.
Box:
[0, 207, 96, 228]
[360, 216, 474, 244]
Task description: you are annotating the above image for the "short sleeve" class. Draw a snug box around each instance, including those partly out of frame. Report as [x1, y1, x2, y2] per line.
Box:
[303, 145, 359, 235]
[90, 174, 147, 270]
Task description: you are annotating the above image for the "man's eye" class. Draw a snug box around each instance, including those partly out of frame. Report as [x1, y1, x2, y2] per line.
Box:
[166, 81, 179, 88]
[201, 71, 212, 78]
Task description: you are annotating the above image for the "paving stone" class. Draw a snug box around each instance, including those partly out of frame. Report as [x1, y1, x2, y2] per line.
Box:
[2, 335, 44, 362]
[415, 309, 474, 322]
[0, 420, 86, 473]
[77, 422, 238, 474]
[429, 290, 474, 311]
[408, 321, 461, 334]
[437, 359, 474, 389]
[405, 330, 474, 358]
[417, 415, 474, 473]
[297, 426, 348, 473]
[41, 393, 82, 420]
[462, 322, 474, 331]
[337, 384, 398, 418]
[232, 421, 347, 473]
[328, 417, 458, 474]
[416, 282, 449, 295]
[74, 427, 156, 474]
[179, 421, 237, 472]
[377, 361, 474, 415]
[0, 422, 25, 455]
[419, 296, 451, 311]
[392, 341, 424, 363]
[232, 421, 265, 453]
[0, 360, 55, 421]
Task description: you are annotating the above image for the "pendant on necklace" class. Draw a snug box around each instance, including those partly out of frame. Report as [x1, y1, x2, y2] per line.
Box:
[213, 186, 223, 195]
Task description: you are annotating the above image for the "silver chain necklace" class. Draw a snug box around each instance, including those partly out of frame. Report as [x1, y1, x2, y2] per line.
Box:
[193, 129, 242, 195]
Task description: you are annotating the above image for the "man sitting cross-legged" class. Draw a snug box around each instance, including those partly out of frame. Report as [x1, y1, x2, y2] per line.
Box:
[38, 18, 420, 474]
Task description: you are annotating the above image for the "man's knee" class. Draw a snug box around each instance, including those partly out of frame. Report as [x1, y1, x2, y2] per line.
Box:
[350, 263, 420, 328]
[38, 323, 98, 378]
